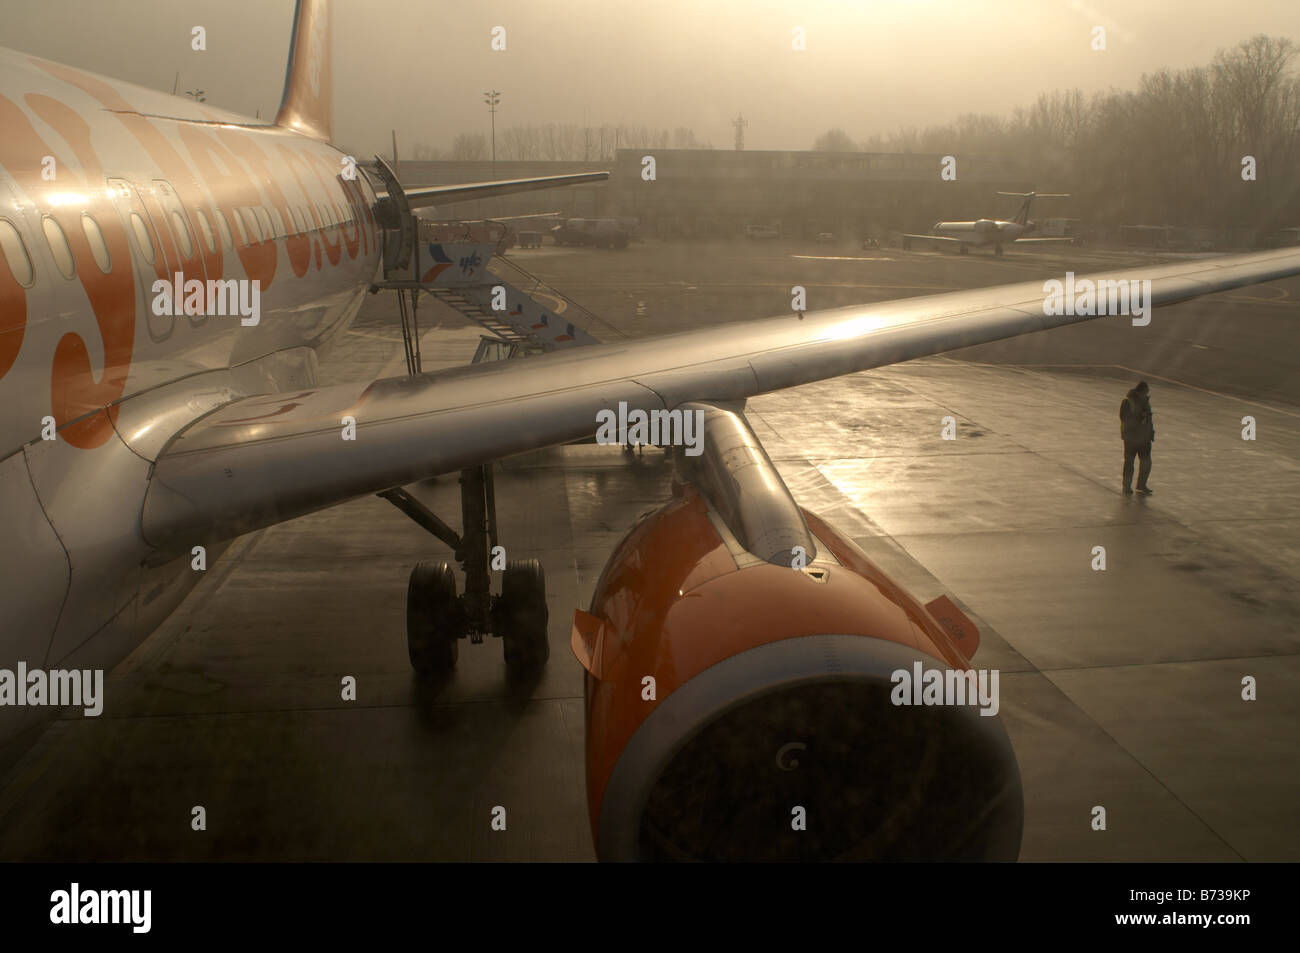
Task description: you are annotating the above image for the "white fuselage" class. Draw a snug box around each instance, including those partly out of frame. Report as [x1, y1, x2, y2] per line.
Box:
[0, 46, 382, 743]
[930, 219, 1030, 246]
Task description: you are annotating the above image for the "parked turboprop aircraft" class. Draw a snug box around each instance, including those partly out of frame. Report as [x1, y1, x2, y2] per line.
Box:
[902, 191, 1073, 256]
[3, 1, 1300, 861]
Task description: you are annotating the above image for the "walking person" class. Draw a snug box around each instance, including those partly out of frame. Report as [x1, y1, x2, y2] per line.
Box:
[1119, 380, 1155, 495]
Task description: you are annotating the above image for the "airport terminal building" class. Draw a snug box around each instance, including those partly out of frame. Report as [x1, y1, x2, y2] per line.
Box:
[402, 149, 1032, 240]
[402, 149, 1280, 248]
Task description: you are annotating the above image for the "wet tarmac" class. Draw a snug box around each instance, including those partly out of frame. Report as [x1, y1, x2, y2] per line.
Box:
[1, 239, 1296, 861]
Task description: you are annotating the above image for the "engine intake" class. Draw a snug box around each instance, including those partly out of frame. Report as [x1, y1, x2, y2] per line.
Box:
[575, 403, 1024, 862]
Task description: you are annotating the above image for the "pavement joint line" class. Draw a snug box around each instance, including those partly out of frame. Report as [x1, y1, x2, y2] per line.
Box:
[59, 693, 586, 725]
[1033, 668, 1248, 863]
[1035, 652, 1300, 674]
[1115, 363, 1300, 419]
[906, 358, 1300, 425]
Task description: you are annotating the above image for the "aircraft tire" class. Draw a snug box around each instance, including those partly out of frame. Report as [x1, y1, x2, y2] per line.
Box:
[407, 562, 459, 676]
[499, 560, 550, 670]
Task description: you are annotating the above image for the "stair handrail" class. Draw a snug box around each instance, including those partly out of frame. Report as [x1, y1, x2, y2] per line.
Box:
[487, 254, 627, 342]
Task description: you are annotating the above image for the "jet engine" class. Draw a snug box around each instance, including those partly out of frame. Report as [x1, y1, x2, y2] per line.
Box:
[571, 403, 1023, 861]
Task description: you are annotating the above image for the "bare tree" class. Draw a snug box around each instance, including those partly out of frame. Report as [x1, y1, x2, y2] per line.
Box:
[812, 128, 858, 152]
[855, 34, 1300, 231]
[449, 132, 487, 161]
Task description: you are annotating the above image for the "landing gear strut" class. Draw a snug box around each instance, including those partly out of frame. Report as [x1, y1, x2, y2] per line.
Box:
[380, 465, 549, 676]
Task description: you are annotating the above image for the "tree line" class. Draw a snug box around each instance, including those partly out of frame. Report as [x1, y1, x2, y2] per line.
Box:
[407, 124, 713, 163]
[813, 35, 1300, 230]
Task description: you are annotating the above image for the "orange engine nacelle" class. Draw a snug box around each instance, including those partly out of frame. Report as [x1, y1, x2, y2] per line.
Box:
[572, 459, 1023, 861]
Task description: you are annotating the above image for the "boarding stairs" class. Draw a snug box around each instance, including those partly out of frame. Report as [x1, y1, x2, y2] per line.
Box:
[423, 286, 538, 350]
[369, 204, 623, 374]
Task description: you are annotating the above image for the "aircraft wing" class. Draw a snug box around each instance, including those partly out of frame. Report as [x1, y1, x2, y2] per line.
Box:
[140, 248, 1300, 549]
[902, 233, 962, 245]
[401, 172, 610, 209]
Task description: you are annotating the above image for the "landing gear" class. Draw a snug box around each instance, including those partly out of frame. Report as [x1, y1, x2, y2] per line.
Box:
[902, 236, 912, 251]
[381, 464, 550, 676]
[994, 244, 1003, 257]
[958, 244, 969, 255]
[497, 560, 549, 669]
[407, 561, 460, 677]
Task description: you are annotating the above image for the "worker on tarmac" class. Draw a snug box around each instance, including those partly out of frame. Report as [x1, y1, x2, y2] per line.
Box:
[1120, 380, 1155, 495]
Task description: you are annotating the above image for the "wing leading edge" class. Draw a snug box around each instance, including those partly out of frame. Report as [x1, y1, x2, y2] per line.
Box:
[141, 248, 1300, 549]
[401, 172, 611, 209]
[902, 233, 961, 245]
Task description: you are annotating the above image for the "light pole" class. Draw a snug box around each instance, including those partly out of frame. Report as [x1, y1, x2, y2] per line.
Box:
[484, 89, 500, 177]
[733, 112, 747, 151]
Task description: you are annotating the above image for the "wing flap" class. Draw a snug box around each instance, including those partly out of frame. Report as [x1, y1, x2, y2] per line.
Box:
[141, 248, 1300, 549]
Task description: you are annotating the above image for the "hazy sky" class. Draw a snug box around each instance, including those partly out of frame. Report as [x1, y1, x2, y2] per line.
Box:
[4, 0, 1300, 157]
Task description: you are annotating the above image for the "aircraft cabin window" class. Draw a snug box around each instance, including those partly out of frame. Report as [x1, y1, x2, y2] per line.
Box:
[128, 212, 155, 264]
[195, 208, 217, 254]
[81, 214, 112, 273]
[169, 210, 194, 258]
[241, 207, 262, 243]
[231, 208, 249, 246]
[255, 207, 273, 241]
[42, 215, 76, 279]
[0, 218, 35, 287]
[214, 209, 232, 249]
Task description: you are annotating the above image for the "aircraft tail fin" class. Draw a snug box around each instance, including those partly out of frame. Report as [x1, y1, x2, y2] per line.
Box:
[275, 0, 332, 141]
[997, 191, 1069, 227]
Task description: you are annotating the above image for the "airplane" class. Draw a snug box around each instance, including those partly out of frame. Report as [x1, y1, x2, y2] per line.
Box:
[902, 191, 1074, 256]
[3, 0, 1300, 862]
